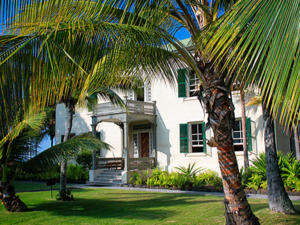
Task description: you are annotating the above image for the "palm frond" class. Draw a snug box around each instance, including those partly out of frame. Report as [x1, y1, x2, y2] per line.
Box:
[22, 133, 111, 173]
[201, 0, 300, 128]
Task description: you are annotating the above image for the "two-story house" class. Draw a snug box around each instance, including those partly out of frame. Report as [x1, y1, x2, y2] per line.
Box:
[55, 39, 295, 185]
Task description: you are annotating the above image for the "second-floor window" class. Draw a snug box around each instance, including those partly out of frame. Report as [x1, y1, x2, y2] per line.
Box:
[178, 69, 200, 98]
[189, 71, 200, 97]
[128, 80, 152, 102]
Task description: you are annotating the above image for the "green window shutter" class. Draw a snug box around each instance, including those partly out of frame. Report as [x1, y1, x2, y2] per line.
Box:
[180, 124, 188, 153]
[178, 69, 187, 98]
[246, 118, 252, 152]
[96, 131, 101, 140]
[202, 122, 207, 153]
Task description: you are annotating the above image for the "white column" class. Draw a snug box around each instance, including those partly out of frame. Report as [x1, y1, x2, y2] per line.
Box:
[120, 126, 124, 158]
[91, 116, 97, 170]
[124, 122, 129, 171]
[153, 101, 157, 167]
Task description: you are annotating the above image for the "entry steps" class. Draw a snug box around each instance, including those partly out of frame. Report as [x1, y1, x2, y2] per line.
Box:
[86, 170, 123, 186]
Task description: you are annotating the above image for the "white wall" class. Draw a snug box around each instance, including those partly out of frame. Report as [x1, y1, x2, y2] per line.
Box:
[151, 79, 265, 174]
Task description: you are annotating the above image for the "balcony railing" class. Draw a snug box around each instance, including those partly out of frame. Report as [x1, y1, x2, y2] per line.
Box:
[94, 99, 156, 116]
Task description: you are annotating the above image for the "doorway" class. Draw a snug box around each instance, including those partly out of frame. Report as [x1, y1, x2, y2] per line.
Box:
[141, 133, 149, 157]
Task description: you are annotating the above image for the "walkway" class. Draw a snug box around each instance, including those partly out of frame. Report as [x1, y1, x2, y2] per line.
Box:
[70, 183, 300, 201]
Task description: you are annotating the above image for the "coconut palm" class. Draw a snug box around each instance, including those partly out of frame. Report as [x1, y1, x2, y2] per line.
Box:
[201, 0, 300, 214]
[0, 0, 261, 223]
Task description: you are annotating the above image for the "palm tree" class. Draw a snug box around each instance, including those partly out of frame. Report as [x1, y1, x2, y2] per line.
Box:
[1, 0, 260, 223]
[201, 0, 300, 214]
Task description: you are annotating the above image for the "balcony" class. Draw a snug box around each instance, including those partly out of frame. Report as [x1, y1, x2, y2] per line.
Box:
[93, 99, 156, 116]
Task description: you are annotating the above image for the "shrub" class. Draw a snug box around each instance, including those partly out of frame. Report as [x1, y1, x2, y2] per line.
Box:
[67, 164, 88, 181]
[175, 163, 204, 181]
[130, 171, 148, 185]
[76, 150, 92, 170]
[245, 174, 263, 190]
[198, 170, 223, 189]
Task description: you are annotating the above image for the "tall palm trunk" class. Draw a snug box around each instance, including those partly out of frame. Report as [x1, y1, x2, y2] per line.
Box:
[262, 100, 295, 214]
[59, 101, 75, 198]
[197, 62, 259, 224]
[240, 89, 249, 171]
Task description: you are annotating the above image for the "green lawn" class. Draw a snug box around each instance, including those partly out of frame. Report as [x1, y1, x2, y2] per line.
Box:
[1, 185, 300, 224]
[13, 182, 63, 192]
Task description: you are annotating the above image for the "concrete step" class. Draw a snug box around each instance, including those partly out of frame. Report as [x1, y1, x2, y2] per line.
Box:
[96, 175, 122, 179]
[86, 181, 122, 186]
[102, 170, 122, 174]
[92, 179, 122, 183]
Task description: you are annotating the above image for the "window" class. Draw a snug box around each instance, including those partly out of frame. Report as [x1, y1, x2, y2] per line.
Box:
[178, 69, 200, 98]
[233, 119, 252, 152]
[145, 80, 151, 102]
[189, 71, 200, 97]
[127, 80, 151, 102]
[190, 123, 204, 152]
[233, 120, 244, 151]
[180, 122, 206, 153]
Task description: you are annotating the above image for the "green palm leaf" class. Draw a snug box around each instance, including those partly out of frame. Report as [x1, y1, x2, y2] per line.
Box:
[201, 0, 300, 127]
[22, 133, 111, 173]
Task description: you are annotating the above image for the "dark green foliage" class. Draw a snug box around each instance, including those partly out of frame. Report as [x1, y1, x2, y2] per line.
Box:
[56, 188, 73, 201]
[10, 163, 88, 182]
[245, 151, 300, 191]
[193, 170, 223, 189]
[146, 167, 222, 189]
[175, 163, 205, 187]
[76, 150, 92, 170]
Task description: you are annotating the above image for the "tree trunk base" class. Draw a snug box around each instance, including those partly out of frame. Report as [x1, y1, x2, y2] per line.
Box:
[1, 194, 28, 212]
[0, 182, 28, 212]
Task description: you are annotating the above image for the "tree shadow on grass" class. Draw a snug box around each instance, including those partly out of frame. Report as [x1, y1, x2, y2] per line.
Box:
[25, 189, 223, 221]
[248, 201, 300, 224]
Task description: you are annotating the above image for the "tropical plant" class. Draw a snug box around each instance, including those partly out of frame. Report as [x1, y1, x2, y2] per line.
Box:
[198, 170, 223, 189]
[250, 153, 267, 180]
[260, 180, 267, 190]
[175, 163, 204, 180]
[56, 188, 73, 201]
[67, 164, 88, 181]
[281, 159, 300, 183]
[129, 171, 140, 184]
[245, 174, 263, 191]
[76, 150, 93, 171]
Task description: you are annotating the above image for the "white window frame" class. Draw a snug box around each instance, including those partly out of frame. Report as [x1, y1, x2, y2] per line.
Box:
[189, 122, 204, 153]
[188, 71, 200, 97]
[233, 119, 244, 151]
[145, 80, 152, 102]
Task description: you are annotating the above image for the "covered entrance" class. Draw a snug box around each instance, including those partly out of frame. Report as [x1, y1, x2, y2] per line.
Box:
[89, 96, 157, 184]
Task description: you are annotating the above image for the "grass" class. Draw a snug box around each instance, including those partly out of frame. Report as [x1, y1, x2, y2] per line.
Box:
[1, 183, 300, 224]
[13, 182, 63, 192]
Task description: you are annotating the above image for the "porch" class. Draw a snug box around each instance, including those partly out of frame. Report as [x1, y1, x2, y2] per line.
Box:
[88, 97, 157, 185]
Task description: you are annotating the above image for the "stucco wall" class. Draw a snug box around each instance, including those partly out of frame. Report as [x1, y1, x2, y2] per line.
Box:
[151, 79, 265, 174]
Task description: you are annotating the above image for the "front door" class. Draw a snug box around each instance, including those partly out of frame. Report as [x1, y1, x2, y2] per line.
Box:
[141, 133, 149, 157]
